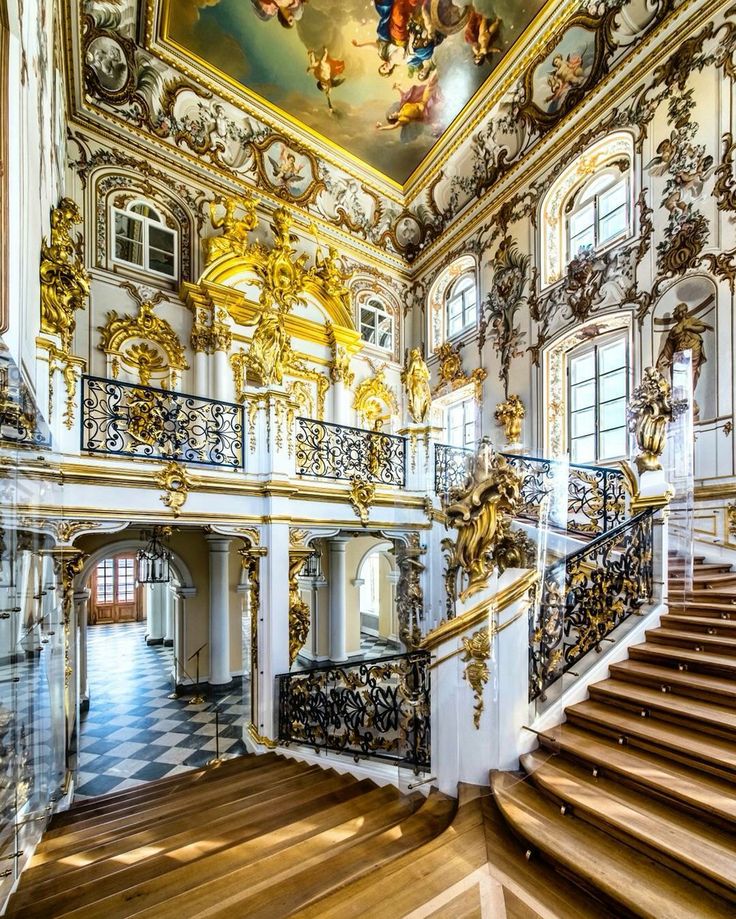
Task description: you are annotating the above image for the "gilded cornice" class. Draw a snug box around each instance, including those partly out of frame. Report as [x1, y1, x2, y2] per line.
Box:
[420, 569, 539, 651]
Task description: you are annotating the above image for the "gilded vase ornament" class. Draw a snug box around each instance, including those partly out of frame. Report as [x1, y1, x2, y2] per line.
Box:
[401, 348, 432, 424]
[40, 198, 90, 352]
[494, 395, 525, 444]
[204, 193, 258, 265]
[442, 438, 522, 608]
[627, 367, 674, 474]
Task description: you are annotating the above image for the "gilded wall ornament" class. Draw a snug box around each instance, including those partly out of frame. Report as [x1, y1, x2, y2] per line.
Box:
[627, 367, 675, 474]
[727, 503, 736, 540]
[483, 237, 530, 394]
[401, 348, 432, 424]
[713, 132, 736, 212]
[155, 461, 195, 517]
[442, 439, 522, 610]
[353, 369, 398, 430]
[40, 198, 90, 352]
[393, 536, 425, 651]
[325, 321, 354, 387]
[349, 477, 375, 526]
[204, 193, 259, 265]
[492, 522, 536, 575]
[461, 626, 491, 730]
[494, 395, 525, 445]
[288, 543, 314, 666]
[245, 309, 291, 387]
[432, 341, 486, 402]
[98, 282, 188, 386]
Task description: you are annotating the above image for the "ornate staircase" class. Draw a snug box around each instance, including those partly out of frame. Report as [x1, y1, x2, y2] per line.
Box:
[491, 551, 736, 918]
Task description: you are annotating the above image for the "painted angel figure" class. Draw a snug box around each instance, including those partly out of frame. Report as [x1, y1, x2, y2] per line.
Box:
[375, 73, 442, 140]
[268, 145, 305, 193]
[249, 0, 307, 28]
[545, 51, 587, 108]
[306, 49, 346, 112]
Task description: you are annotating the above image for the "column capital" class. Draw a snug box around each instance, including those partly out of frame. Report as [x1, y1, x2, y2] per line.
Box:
[73, 588, 91, 602]
[329, 536, 351, 551]
[204, 535, 233, 552]
[177, 586, 197, 599]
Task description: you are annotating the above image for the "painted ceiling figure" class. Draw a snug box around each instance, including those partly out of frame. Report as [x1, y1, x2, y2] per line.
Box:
[464, 11, 502, 66]
[268, 145, 305, 192]
[545, 52, 586, 109]
[656, 301, 713, 416]
[306, 49, 346, 112]
[250, 0, 307, 28]
[375, 73, 442, 138]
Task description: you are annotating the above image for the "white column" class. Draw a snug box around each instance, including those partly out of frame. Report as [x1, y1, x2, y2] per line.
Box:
[332, 380, 350, 426]
[328, 537, 349, 662]
[194, 351, 208, 397]
[175, 586, 197, 685]
[164, 585, 175, 647]
[73, 588, 91, 709]
[258, 519, 291, 740]
[213, 349, 231, 402]
[146, 583, 165, 645]
[206, 535, 232, 686]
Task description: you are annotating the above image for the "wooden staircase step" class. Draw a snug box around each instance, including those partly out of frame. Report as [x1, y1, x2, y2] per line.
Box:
[670, 573, 736, 586]
[45, 784, 415, 919]
[566, 700, 736, 779]
[663, 615, 736, 635]
[17, 769, 356, 898]
[645, 628, 736, 656]
[521, 750, 736, 899]
[211, 790, 456, 919]
[629, 642, 736, 678]
[537, 722, 736, 826]
[33, 760, 319, 859]
[669, 563, 733, 574]
[609, 659, 736, 705]
[588, 678, 736, 737]
[491, 771, 734, 918]
[666, 602, 736, 620]
[11, 775, 373, 918]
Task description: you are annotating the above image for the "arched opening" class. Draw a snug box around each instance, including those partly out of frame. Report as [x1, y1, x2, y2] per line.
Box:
[427, 255, 478, 352]
[356, 541, 399, 654]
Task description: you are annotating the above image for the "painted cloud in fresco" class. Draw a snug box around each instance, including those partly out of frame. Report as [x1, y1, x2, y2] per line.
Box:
[167, 0, 549, 183]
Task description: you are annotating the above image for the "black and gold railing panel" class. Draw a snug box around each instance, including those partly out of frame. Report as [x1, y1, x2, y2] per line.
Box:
[434, 445, 627, 536]
[295, 417, 406, 487]
[81, 375, 245, 469]
[278, 650, 430, 770]
[529, 508, 654, 702]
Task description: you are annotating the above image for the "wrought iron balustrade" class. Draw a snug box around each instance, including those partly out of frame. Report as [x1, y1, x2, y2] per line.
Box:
[0, 350, 51, 449]
[278, 651, 430, 770]
[434, 444, 627, 536]
[295, 417, 406, 487]
[81, 375, 245, 469]
[529, 508, 654, 702]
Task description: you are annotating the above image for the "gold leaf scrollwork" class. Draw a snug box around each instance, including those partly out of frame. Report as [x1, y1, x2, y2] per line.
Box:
[40, 198, 90, 353]
[354, 368, 398, 431]
[325, 320, 354, 387]
[627, 367, 676, 474]
[155, 461, 195, 517]
[461, 626, 491, 730]
[288, 539, 314, 667]
[349, 476, 375, 526]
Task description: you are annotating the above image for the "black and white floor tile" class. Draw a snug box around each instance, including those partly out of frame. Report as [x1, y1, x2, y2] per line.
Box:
[359, 633, 399, 657]
[76, 621, 248, 799]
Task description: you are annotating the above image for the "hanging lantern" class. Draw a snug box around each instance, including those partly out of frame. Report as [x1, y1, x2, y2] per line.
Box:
[137, 527, 172, 584]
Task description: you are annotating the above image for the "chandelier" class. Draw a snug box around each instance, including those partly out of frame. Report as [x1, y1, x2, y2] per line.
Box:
[137, 527, 172, 584]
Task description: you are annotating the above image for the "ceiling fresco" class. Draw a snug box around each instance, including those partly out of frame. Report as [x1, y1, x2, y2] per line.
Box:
[162, 0, 550, 185]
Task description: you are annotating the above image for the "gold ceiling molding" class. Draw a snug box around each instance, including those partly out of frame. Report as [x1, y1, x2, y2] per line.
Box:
[98, 282, 188, 387]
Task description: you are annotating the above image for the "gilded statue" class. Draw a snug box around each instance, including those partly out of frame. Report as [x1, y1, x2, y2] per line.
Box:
[316, 246, 350, 303]
[246, 309, 291, 386]
[655, 301, 713, 416]
[627, 367, 675, 473]
[401, 348, 432, 424]
[40, 198, 90, 352]
[442, 439, 522, 608]
[494, 395, 525, 444]
[288, 550, 313, 666]
[204, 193, 258, 265]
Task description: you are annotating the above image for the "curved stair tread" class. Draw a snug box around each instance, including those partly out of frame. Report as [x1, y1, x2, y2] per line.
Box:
[664, 614, 736, 632]
[13, 774, 367, 912]
[566, 700, 736, 774]
[491, 771, 734, 919]
[610, 659, 736, 702]
[629, 643, 736, 674]
[667, 603, 736, 618]
[521, 751, 736, 896]
[588, 679, 736, 732]
[52, 785, 417, 919]
[538, 723, 736, 823]
[647, 628, 736, 651]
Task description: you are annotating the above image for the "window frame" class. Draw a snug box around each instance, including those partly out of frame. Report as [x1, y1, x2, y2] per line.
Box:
[565, 170, 630, 265]
[444, 273, 477, 340]
[567, 332, 630, 465]
[110, 200, 178, 281]
[445, 396, 477, 450]
[359, 298, 394, 353]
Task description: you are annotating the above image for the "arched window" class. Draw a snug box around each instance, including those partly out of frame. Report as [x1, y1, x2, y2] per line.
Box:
[359, 296, 394, 352]
[427, 255, 478, 350]
[445, 274, 477, 339]
[540, 133, 634, 287]
[111, 200, 178, 279]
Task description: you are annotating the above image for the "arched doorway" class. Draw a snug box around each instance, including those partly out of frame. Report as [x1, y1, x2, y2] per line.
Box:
[356, 541, 399, 656]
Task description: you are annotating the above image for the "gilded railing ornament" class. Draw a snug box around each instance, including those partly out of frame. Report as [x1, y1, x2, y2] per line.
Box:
[349, 476, 375, 526]
[401, 348, 432, 424]
[288, 539, 314, 667]
[204, 193, 258, 265]
[494, 395, 525, 445]
[627, 367, 675, 473]
[40, 198, 90, 353]
[442, 438, 522, 610]
[461, 626, 491, 729]
[155, 461, 195, 517]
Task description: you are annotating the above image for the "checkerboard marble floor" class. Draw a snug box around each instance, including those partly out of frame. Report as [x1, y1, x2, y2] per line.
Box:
[76, 621, 248, 799]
